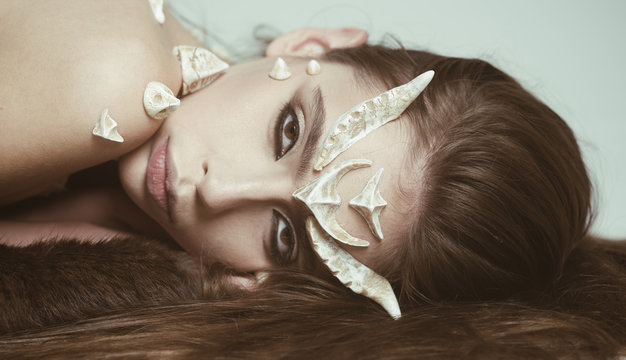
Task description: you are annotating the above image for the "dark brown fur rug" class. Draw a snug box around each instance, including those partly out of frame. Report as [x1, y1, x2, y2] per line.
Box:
[0, 237, 206, 334]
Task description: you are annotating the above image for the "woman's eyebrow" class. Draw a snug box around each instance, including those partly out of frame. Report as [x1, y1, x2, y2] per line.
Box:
[296, 86, 326, 181]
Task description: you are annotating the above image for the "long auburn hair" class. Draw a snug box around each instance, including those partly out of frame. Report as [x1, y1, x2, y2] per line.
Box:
[0, 45, 624, 359]
[324, 45, 592, 304]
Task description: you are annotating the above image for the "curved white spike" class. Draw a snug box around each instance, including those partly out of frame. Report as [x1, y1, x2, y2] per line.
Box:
[172, 45, 230, 95]
[292, 159, 371, 247]
[269, 57, 292, 80]
[143, 81, 180, 120]
[306, 217, 401, 319]
[314, 70, 434, 171]
[349, 168, 387, 240]
[148, 0, 165, 24]
[92, 109, 124, 143]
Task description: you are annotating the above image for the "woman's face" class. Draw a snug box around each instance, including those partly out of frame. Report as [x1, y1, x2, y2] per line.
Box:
[119, 56, 416, 274]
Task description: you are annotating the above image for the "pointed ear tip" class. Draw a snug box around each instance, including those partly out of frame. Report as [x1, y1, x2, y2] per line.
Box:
[345, 27, 369, 44]
[339, 26, 368, 34]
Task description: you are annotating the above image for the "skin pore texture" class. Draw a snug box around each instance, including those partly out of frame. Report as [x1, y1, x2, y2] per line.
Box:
[119, 56, 418, 275]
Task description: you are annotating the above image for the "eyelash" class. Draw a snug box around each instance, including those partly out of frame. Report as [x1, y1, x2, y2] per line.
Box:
[271, 210, 297, 266]
[271, 103, 301, 266]
[274, 103, 300, 160]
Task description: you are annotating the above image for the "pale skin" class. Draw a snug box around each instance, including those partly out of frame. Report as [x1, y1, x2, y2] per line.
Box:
[0, 0, 196, 204]
[0, 0, 418, 282]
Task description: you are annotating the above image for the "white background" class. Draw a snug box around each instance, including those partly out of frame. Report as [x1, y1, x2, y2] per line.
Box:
[169, 0, 625, 239]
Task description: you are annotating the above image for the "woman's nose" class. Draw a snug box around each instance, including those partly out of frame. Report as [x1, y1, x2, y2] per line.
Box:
[196, 159, 293, 213]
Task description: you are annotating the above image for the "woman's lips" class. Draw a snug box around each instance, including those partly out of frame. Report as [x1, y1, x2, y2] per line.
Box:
[146, 137, 176, 220]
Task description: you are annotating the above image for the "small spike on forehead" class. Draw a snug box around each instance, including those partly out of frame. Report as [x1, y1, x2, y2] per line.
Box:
[269, 57, 292, 80]
[306, 59, 321, 75]
[314, 70, 434, 171]
[306, 217, 401, 319]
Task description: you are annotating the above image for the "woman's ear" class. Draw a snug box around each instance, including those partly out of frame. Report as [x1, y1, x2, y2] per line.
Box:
[266, 27, 368, 57]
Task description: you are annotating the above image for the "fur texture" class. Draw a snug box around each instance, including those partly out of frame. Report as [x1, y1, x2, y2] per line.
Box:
[0, 237, 206, 333]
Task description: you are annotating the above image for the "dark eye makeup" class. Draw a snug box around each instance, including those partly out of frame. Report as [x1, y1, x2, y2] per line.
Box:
[270, 102, 303, 266]
[274, 103, 300, 160]
[271, 210, 297, 266]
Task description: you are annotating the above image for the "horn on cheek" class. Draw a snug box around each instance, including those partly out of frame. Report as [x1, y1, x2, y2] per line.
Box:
[305, 217, 401, 319]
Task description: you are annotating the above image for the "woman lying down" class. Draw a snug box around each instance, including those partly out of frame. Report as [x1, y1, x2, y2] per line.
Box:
[0, 1, 624, 358]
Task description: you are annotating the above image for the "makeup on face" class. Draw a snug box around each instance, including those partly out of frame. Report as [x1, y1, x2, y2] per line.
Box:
[146, 136, 175, 221]
[292, 158, 373, 247]
[306, 217, 401, 319]
[313, 70, 434, 171]
[293, 70, 434, 245]
[119, 57, 431, 318]
[290, 68, 435, 319]
[92, 46, 226, 145]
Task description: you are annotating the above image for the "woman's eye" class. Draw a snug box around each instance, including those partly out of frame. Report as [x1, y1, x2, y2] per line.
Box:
[272, 210, 296, 266]
[275, 105, 300, 160]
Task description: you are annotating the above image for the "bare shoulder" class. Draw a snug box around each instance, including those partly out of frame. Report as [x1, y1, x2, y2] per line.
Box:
[0, 0, 199, 205]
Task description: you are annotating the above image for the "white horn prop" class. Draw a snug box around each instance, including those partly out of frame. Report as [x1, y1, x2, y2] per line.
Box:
[148, 0, 165, 24]
[172, 45, 229, 96]
[143, 81, 180, 120]
[349, 168, 387, 240]
[92, 108, 124, 143]
[293, 159, 371, 247]
[314, 70, 434, 171]
[306, 59, 321, 75]
[268, 57, 292, 80]
[306, 217, 401, 319]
